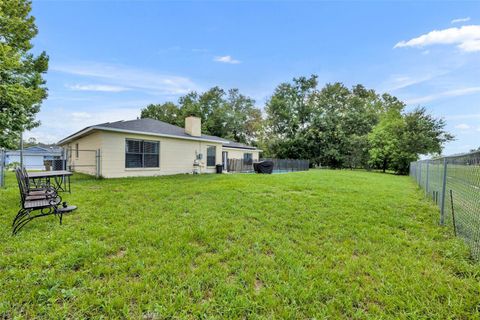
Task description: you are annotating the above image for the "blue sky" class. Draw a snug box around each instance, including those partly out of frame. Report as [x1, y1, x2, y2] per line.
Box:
[28, 1, 480, 155]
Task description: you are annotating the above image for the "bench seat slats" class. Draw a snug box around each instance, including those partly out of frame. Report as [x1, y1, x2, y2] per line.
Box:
[24, 199, 56, 209]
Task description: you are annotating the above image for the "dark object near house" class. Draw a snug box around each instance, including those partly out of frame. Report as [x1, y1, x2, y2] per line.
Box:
[12, 167, 76, 235]
[216, 164, 223, 174]
[253, 161, 274, 174]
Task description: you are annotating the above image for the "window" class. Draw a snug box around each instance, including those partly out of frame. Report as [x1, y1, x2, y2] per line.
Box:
[125, 139, 159, 168]
[243, 153, 253, 165]
[75, 143, 79, 158]
[207, 146, 216, 167]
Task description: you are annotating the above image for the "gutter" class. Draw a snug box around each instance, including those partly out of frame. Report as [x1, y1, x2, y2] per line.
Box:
[58, 126, 228, 145]
[222, 146, 263, 152]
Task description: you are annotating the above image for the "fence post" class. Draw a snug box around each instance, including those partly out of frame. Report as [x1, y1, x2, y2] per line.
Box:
[440, 157, 448, 225]
[96, 149, 101, 178]
[425, 160, 430, 196]
[0, 148, 5, 188]
[62, 148, 66, 171]
[418, 161, 422, 186]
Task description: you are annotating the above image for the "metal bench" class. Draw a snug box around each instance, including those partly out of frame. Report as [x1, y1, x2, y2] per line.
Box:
[13, 168, 76, 235]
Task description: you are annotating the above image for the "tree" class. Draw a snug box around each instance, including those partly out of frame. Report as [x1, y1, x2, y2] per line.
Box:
[141, 87, 263, 145]
[265, 75, 318, 140]
[393, 107, 453, 174]
[0, 0, 49, 148]
[368, 107, 453, 174]
[224, 89, 262, 144]
[264, 75, 318, 160]
[367, 107, 404, 173]
[264, 75, 452, 173]
[140, 102, 182, 126]
[265, 77, 385, 168]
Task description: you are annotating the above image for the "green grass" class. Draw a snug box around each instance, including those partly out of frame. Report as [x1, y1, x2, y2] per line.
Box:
[1, 170, 479, 319]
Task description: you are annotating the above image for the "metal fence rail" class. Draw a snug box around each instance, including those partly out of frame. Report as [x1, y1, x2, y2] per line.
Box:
[227, 158, 309, 173]
[227, 158, 253, 173]
[410, 151, 480, 259]
[260, 158, 310, 172]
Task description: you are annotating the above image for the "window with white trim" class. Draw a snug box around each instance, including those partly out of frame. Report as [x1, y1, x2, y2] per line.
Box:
[207, 146, 216, 167]
[125, 139, 159, 168]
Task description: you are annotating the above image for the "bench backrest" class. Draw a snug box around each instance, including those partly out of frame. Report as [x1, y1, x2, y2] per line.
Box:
[15, 168, 28, 206]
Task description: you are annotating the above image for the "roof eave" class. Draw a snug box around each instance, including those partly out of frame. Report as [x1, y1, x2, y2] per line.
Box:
[222, 146, 262, 152]
[58, 126, 226, 145]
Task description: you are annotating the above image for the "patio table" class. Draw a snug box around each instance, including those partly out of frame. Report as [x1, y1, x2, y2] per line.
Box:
[27, 170, 73, 193]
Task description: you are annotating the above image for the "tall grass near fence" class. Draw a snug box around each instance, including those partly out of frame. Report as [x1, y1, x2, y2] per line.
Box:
[410, 151, 480, 259]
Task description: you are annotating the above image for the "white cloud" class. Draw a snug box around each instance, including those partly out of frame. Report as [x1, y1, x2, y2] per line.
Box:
[445, 113, 480, 120]
[451, 17, 471, 24]
[386, 74, 436, 91]
[66, 84, 130, 92]
[405, 86, 480, 104]
[71, 112, 92, 120]
[457, 40, 480, 52]
[455, 123, 471, 130]
[52, 62, 198, 95]
[394, 25, 480, 52]
[213, 55, 241, 64]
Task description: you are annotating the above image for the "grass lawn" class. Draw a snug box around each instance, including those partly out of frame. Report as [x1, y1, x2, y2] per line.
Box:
[1, 170, 479, 319]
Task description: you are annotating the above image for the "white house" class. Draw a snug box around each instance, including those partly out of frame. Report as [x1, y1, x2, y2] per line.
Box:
[5, 146, 63, 170]
[58, 117, 261, 178]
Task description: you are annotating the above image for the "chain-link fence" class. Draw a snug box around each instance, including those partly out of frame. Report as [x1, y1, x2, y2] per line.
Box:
[65, 148, 100, 178]
[410, 151, 480, 259]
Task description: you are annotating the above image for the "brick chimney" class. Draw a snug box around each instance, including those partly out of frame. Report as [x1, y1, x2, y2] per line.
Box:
[185, 116, 201, 137]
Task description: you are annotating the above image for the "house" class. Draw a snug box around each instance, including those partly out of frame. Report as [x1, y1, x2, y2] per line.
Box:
[57, 117, 261, 178]
[5, 146, 63, 170]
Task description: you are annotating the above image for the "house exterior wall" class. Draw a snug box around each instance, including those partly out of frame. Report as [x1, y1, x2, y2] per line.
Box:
[61, 130, 261, 178]
[67, 131, 220, 178]
[100, 131, 223, 178]
[223, 148, 260, 162]
[64, 132, 102, 176]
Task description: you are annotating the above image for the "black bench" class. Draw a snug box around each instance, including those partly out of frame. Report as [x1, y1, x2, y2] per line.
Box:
[13, 168, 76, 235]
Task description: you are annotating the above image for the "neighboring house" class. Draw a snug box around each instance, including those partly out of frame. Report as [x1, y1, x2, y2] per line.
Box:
[58, 117, 261, 178]
[5, 146, 63, 170]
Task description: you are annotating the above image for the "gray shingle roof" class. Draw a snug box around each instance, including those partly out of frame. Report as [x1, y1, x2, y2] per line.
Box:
[99, 118, 227, 142]
[59, 118, 258, 150]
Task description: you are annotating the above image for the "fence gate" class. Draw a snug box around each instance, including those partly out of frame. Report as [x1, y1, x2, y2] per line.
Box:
[65, 148, 101, 178]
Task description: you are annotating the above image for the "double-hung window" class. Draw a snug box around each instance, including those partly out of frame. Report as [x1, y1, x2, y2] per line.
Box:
[125, 139, 159, 168]
[243, 153, 253, 165]
[207, 146, 216, 167]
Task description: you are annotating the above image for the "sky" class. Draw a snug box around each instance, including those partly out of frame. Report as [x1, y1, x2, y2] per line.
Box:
[26, 1, 480, 155]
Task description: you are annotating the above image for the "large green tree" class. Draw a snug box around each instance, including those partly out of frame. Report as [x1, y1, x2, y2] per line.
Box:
[0, 0, 48, 148]
[264, 75, 452, 173]
[140, 102, 182, 127]
[265, 77, 385, 168]
[368, 107, 453, 174]
[141, 87, 262, 144]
